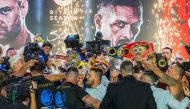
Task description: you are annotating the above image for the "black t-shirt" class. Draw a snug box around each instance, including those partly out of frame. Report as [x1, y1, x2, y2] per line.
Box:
[32, 75, 55, 109]
[55, 82, 88, 109]
[0, 95, 29, 109]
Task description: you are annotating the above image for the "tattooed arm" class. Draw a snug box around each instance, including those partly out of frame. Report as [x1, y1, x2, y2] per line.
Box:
[141, 59, 177, 86]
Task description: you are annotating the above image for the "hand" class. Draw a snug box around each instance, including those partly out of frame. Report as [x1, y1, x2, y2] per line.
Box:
[30, 81, 37, 109]
[25, 59, 38, 68]
[183, 86, 190, 97]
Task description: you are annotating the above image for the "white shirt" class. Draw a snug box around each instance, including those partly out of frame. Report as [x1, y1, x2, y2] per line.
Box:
[86, 83, 107, 101]
[101, 75, 109, 87]
[151, 86, 189, 109]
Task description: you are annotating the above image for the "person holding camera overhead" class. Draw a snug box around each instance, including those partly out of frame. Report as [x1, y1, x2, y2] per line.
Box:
[8, 42, 53, 77]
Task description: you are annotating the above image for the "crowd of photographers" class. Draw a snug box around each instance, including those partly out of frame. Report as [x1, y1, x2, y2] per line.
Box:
[0, 40, 190, 109]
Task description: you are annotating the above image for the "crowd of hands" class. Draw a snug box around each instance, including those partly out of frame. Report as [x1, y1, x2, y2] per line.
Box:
[1, 46, 190, 108]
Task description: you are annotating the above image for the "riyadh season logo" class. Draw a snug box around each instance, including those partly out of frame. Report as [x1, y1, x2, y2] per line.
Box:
[53, 0, 73, 6]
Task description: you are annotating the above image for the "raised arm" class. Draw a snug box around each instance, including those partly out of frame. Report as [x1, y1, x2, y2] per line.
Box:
[140, 58, 177, 86]
[30, 90, 36, 109]
[44, 73, 66, 82]
[12, 59, 37, 77]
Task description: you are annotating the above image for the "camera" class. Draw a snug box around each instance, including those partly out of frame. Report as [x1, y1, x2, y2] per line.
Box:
[23, 43, 48, 63]
[86, 41, 101, 54]
[64, 34, 83, 49]
[23, 43, 40, 62]
[86, 32, 110, 54]
[6, 76, 31, 102]
[86, 40, 111, 54]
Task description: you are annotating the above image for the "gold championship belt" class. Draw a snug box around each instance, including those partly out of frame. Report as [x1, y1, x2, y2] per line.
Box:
[66, 51, 81, 68]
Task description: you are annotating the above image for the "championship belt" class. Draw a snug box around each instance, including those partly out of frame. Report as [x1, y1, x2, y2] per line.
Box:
[51, 55, 67, 60]
[107, 44, 127, 59]
[122, 42, 154, 59]
[66, 51, 81, 68]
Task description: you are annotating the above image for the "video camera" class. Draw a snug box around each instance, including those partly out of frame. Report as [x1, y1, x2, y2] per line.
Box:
[6, 76, 31, 103]
[86, 40, 111, 54]
[86, 31, 111, 54]
[23, 43, 40, 62]
[86, 41, 101, 54]
[23, 43, 48, 63]
[64, 34, 83, 49]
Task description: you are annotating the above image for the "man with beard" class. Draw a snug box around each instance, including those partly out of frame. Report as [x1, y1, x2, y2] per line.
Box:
[56, 67, 100, 109]
[86, 68, 107, 101]
[0, 0, 34, 55]
[94, 0, 143, 46]
[140, 70, 189, 109]
[140, 57, 187, 101]
[162, 47, 173, 65]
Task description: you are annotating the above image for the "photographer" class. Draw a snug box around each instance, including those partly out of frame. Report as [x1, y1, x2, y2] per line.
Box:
[24, 42, 55, 74]
[39, 42, 52, 63]
[1, 47, 29, 75]
[0, 70, 29, 109]
[23, 41, 52, 64]
[40, 42, 60, 74]
[13, 42, 53, 76]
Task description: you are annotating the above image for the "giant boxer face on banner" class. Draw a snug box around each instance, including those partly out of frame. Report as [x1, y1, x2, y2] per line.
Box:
[1, 0, 190, 59]
[94, 0, 143, 47]
[0, 0, 33, 55]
